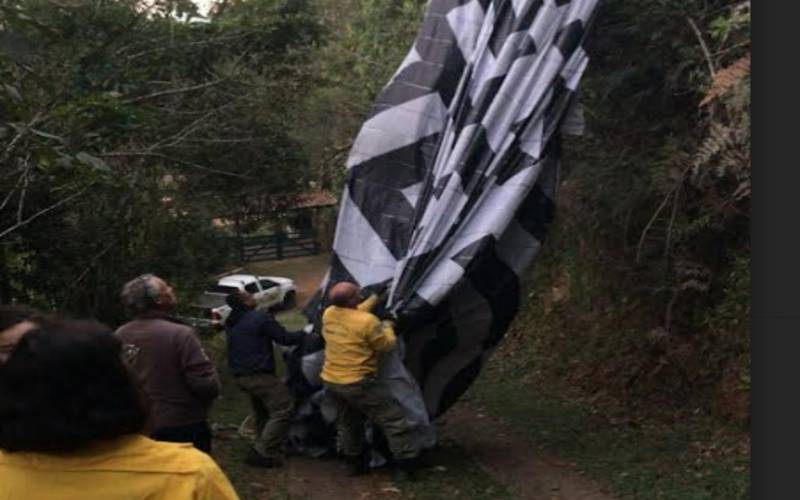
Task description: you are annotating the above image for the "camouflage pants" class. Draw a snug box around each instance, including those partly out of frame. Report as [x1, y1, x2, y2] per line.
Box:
[235, 373, 293, 460]
[324, 376, 419, 460]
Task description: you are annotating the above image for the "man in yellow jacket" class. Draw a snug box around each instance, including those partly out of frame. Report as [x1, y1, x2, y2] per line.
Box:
[320, 281, 420, 480]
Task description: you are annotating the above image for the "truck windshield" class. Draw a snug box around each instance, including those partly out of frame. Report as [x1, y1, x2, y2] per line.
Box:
[208, 285, 239, 294]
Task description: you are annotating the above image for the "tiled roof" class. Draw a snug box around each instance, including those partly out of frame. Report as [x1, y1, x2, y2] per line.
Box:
[289, 190, 337, 209]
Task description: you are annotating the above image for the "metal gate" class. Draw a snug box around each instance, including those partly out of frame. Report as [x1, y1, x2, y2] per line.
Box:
[234, 230, 320, 262]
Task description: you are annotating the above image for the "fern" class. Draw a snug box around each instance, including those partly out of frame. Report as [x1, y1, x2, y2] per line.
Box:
[700, 53, 751, 107]
[694, 123, 733, 170]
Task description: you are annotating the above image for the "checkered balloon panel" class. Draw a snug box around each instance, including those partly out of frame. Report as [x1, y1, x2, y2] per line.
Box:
[301, 0, 600, 423]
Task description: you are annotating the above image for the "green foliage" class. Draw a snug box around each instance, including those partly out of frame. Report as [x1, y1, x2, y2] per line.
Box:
[0, 0, 321, 323]
[299, 0, 425, 190]
[511, 0, 750, 422]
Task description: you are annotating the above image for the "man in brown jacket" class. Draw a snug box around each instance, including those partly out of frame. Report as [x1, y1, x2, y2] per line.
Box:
[115, 274, 220, 453]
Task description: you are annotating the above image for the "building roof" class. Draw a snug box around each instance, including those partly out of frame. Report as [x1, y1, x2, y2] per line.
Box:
[289, 190, 338, 209]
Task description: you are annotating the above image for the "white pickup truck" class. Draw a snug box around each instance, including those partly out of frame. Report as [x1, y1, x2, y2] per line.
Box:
[184, 274, 296, 331]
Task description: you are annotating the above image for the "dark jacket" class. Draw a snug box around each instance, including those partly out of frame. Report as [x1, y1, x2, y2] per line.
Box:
[225, 310, 304, 377]
[115, 312, 219, 432]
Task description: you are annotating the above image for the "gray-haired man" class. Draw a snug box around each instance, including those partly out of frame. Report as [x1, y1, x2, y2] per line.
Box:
[115, 274, 220, 453]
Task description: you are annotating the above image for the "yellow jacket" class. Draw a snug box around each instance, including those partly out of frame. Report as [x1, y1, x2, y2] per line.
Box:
[0, 435, 239, 500]
[321, 295, 396, 384]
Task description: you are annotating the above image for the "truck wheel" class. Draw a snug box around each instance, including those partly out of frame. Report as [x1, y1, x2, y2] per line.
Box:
[281, 291, 296, 310]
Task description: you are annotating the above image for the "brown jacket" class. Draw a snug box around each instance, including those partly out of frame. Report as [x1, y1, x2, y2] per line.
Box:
[115, 313, 219, 432]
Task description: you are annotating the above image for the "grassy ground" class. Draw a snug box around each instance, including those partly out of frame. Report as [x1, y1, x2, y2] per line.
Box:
[470, 354, 750, 500]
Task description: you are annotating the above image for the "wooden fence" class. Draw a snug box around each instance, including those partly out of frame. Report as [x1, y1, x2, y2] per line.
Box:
[232, 230, 320, 262]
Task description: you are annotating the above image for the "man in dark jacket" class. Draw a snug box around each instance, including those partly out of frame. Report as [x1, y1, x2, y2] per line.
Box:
[225, 290, 304, 468]
[115, 274, 219, 453]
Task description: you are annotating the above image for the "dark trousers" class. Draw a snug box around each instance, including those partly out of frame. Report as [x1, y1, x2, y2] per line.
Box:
[324, 376, 419, 461]
[235, 373, 294, 460]
[151, 421, 212, 453]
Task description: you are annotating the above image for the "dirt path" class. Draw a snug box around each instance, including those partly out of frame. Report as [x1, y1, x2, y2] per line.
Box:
[213, 429, 398, 500]
[216, 402, 617, 500]
[440, 403, 617, 500]
[285, 457, 398, 500]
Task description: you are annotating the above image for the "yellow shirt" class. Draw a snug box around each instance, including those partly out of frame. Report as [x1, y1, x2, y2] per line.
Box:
[320, 296, 396, 385]
[0, 435, 239, 500]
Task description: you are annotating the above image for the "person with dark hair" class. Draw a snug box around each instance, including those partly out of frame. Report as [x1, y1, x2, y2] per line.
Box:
[116, 274, 220, 453]
[224, 290, 305, 468]
[321, 282, 421, 480]
[0, 319, 239, 499]
[0, 304, 43, 364]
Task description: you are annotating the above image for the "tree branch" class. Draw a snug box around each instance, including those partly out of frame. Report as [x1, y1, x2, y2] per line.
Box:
[0, 168, 26, 212]
[180, 137, 256, 144]
[687, 16, 716, 77]
[121, 33, 252, 60]
[1, 112, 43, 164]
[636, 185, 678, 264]
[99, 151, 249, 179]
[0, 186, 91, 240]
[663, 186, 682, 259]
[16, 162, 30, 225]
[122, 78, 226, 105]
[149, 98, 242, 150]
[73, 242, 116, 286]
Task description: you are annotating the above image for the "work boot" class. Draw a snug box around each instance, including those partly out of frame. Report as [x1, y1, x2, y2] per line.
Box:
[346, 454, 369, 476]
[390, 458, 419, 482]
[244, 448, 284, 468]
